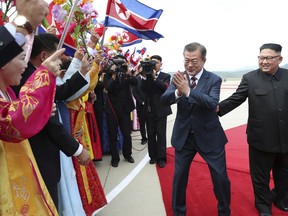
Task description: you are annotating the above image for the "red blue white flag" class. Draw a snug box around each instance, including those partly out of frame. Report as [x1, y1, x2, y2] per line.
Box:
[121, 30, 142, 47]
[104, 0, 164, 41]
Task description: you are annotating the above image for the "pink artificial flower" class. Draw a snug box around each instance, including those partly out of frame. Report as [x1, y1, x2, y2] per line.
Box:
[52, 4, 67, 23]
[79, 2, 94, 14]
[90, 10, 99, 19]
[0, 0, 15, 6]
[68, 22, 77, 33]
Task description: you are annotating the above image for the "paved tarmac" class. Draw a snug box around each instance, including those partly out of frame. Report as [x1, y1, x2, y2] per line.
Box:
[93, 80, 248, 216]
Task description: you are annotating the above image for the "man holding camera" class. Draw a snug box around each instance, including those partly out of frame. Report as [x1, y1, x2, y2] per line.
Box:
[141, 55, 172, 168]
[103, 55, 138, 167]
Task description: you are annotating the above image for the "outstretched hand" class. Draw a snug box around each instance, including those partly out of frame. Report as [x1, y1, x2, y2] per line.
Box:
[79, 53, 91, 76]
[94, 50, 105, 65]
[77, 148, 91, 166]
[16, 0, 49, 30]
[42, 48, 66, 77]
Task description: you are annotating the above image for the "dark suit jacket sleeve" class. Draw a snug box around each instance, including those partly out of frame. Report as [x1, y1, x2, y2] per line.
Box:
[132, 77, 144, 105]
[43, 113, 79, 157]
[154, 73, 170, 92]
[160, 81, 178, 106]
[218, 75, 248, 116]
[55, 71, 88, 100]
[103, 73, 116, 92]
[124, 74, 138, 86]
[0, 26, 23, 68]
[186, 75, 221, 110]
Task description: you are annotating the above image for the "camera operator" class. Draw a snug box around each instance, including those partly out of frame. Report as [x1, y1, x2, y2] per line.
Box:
[141, 55, 172, 168]
[103, 55, 138, 167]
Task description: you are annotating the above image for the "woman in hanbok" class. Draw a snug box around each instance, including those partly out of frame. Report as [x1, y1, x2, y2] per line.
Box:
[58, 49, 107, 216]
[0, 48, 65, 215]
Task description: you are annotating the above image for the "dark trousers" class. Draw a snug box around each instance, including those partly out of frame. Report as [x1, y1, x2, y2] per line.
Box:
[172, 133, 231, 216]
[146, 116, 167, 161]
[106, 111, 132, 163]
[249, 146, 288, 213]
[136, 107, 147, 141]
[47, 184, 58, 210]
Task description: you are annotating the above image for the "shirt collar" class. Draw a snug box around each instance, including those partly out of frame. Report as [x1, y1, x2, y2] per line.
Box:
[189, 68, 203, 80]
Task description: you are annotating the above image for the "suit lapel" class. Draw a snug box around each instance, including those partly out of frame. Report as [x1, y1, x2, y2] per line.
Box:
[184, 70, 209, 90]
[195, 70, 209, 92]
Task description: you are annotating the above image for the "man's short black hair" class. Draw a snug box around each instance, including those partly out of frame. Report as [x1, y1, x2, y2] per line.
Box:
[30, 33, 59, 58]
[150, 55, 162, 62]
[260, 43, 282, 53]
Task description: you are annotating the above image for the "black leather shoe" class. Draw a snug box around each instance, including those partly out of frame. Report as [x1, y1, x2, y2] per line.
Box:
[158, 160, 166, 168]
[149, 158, 156, 164]
[274, 201, 288, 212]
[126, 157, 135, 163]
[111, 161, 119, 167]
[259, 213, 271, 216]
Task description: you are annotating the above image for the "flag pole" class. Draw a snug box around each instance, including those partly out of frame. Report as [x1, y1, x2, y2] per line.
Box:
[100, 26, 107, 49]
[101, 0, 112, 49]
[57, 0, 80, 50]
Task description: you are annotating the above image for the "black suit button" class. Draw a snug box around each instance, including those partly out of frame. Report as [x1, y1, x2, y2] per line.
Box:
[278, 108, 282, 111]
[0, 41, 3, 47]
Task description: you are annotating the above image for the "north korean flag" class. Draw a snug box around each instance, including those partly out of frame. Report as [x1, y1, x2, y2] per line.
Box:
[121, 30, 142, 47]
[105, 0, 164, 41]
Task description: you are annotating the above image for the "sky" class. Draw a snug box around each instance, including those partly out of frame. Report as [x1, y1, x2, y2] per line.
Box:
[46, 0, 288, 72]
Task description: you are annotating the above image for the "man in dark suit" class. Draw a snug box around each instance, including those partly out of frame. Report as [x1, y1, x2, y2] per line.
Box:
[103, 55, 138, 167]
[132, 65, 148, 145]
[161, 42, 230, 216]
[218, 43, 288, 216]
[141, 55, 172, 168]
[11, 33, 91, 209]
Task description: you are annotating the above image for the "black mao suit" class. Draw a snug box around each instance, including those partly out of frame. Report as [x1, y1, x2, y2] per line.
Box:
[218, 68, 288, 213]
[161, 70, 230, 216]
[104, 72, 138, 164]
[11, 62, 88, 208]
[142, 71, 172, 162]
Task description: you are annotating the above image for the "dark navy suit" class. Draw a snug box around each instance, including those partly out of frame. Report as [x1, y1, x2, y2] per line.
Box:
[161, 70, 230, 216]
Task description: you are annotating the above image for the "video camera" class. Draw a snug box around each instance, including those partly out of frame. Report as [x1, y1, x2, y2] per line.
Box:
[101, 58, 128, 74]
[140, 60, 157, 75]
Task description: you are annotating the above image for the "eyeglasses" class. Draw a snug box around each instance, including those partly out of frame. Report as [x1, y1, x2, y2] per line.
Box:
[184, 58, 199, 65]
[258, 55, 280, 62]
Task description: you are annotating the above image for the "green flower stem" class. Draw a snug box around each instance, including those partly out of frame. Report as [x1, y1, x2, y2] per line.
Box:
[2, 0, 12, 22]
[80, 31, 90, 59]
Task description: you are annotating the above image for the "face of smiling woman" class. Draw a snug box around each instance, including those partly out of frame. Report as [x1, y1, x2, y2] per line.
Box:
[0, 51, 28, 91]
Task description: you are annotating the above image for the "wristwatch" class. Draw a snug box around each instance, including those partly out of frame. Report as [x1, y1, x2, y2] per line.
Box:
[13, 15, 34, 34]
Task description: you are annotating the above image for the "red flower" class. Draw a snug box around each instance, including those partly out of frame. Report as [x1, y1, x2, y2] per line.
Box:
[111, 35, 117, 41]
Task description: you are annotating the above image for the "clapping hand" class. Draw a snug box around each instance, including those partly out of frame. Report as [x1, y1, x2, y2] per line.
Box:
[173, 71, 190, 96]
